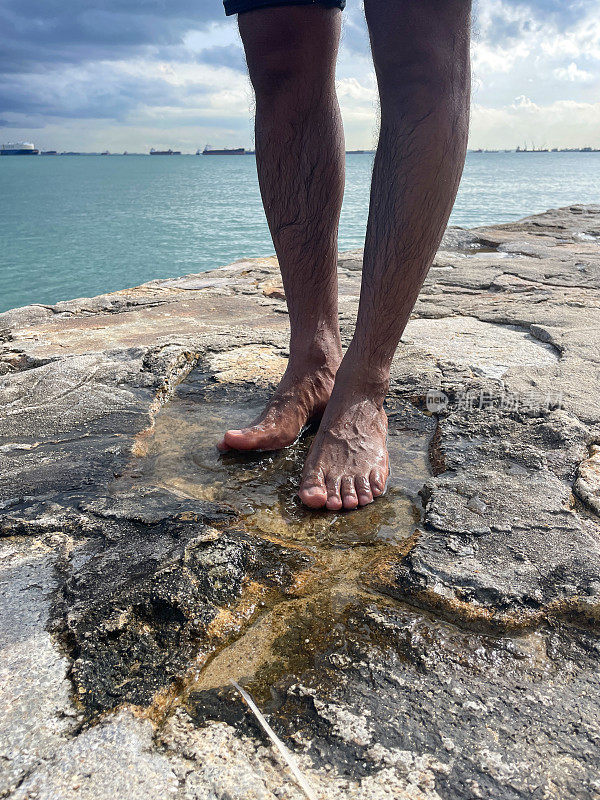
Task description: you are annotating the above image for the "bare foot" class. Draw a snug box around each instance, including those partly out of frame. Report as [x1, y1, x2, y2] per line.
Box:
[298, 368, 389, 510]
[217, 349, 340, 452]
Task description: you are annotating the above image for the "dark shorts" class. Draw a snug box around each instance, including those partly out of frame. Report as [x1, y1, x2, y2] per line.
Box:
[224, 0, 345, 16]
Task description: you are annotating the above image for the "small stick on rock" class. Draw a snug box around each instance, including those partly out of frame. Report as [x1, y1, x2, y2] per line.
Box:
[231, 680, 318, 800]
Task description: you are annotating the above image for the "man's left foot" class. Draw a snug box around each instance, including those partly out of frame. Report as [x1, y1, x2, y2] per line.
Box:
[298, 368, 389, 510]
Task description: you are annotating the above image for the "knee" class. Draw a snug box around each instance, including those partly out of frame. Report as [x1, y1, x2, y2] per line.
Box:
[374, 44, 452, 93]
[246, 45, 309, 99]
[239, 7, 339, 100]
[364, 0, 470, 96]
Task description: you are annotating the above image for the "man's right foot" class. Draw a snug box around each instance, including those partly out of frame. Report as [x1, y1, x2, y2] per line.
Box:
[217, 350, 340, 452]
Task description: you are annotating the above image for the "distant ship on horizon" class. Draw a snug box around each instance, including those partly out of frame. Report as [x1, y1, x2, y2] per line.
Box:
[150, 148, 181, 155]
[1, 141, 39, 155]
[199, 145, 245, 155]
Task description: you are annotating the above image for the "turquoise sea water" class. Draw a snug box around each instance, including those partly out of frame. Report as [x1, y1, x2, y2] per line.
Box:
[1, 151, 599, 313]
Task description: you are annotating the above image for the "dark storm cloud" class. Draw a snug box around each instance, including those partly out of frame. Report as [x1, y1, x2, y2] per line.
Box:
[0, 0, 595, 128]
[0, 73, 203, 120]
[0, 0, 226, 72]
[0, 0, 595, 72]
[0, 0, 245, 123]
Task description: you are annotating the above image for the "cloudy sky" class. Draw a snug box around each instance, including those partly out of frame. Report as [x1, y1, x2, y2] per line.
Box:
[1, 0, 598, 152]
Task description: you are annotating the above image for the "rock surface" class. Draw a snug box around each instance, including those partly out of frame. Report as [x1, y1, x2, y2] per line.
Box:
[1, 205, 599, 799]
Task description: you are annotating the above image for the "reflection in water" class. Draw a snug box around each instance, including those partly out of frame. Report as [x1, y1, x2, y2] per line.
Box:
[132, 373, 435, 697]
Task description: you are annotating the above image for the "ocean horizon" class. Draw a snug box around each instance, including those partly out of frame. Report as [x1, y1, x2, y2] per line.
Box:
[1, 150, 599, 314]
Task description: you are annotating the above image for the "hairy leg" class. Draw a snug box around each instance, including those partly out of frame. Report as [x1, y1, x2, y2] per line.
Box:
[299, 0, 471, 509]
[218, 5, 345, 452]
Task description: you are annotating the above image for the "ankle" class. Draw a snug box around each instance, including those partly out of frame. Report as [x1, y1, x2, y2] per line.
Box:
[288, 330, 342, 375]
[334, 350, 390, 406]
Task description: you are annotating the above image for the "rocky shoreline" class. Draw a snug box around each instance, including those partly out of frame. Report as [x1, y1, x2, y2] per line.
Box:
[1, 205, 599, 799]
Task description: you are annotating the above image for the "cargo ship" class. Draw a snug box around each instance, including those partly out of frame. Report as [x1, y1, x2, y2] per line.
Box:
[199, 145, 245, 155]
[150, 148, 181, 155]
[1, 142, 39, 155]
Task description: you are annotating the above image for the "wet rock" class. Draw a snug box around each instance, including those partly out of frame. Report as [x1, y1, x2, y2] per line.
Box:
[0, 486, 233, 538]
[48, 493, 310, 715]
[370, 516, 600, 631]
[162, 706, 446, 800]
[1, 205, 599, 798]
[369, 402, 600, 630]
[268, 604, 600, 800]
[0, 350, 152, 439]
[79, 486, 233, 526]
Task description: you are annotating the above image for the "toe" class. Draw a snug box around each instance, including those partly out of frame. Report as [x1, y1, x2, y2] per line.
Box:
[216, 438, 231, 452]
[223, 427, 283, 452]
[369, 468, 387, 497]
[354, 476, 373, 506]
[223, 427, 262, 451]
[223, 426, 280, 450]
[298, 471, 328, 509]
[340, 475, 359, 510]
[325, 474, 343, 511]
[223, 423, 296, 452]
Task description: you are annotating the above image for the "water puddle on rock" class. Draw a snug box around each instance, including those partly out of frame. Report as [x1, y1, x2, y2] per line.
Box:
[130, 370, 435, 702]
[140, 371, 432, 549]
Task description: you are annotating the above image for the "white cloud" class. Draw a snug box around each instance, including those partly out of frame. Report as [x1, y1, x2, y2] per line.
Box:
[470, 97, 600, 149]
[553, 61, 594, 82]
